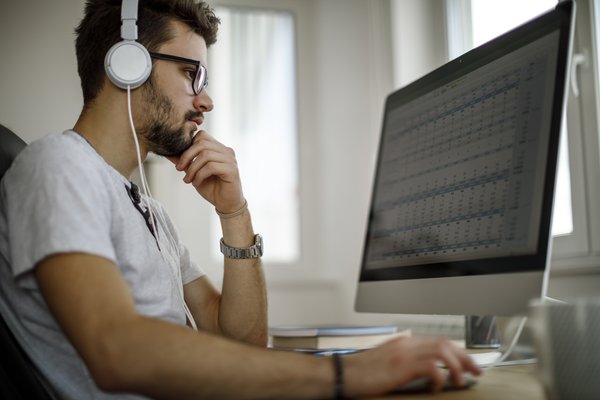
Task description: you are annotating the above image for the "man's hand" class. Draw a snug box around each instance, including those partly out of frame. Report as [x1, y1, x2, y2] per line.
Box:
[343, 336, 483, 397]
[168, 130, 245, 213]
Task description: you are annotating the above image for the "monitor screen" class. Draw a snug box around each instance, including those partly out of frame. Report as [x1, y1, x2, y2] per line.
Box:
[355, 1, 574, 316]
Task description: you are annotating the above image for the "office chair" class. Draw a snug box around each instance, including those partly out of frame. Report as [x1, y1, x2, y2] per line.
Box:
[0, 124, 54, 399]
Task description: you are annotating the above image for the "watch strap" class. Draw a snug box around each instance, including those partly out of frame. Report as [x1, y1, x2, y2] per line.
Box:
[220, 234, 263, 259]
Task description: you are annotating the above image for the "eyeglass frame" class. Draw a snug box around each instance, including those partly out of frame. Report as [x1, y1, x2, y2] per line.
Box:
[149, 52, 208, 95]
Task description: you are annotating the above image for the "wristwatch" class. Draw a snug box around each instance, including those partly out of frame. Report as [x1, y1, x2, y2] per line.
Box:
[220, 234, 263, 259]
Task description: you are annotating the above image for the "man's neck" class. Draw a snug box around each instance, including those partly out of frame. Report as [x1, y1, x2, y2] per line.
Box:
[73, 95, 147, 178]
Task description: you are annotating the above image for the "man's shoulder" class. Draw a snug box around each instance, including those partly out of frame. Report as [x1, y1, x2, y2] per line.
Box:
[7, 131, 101, 180]
[18, 131, 86, 163]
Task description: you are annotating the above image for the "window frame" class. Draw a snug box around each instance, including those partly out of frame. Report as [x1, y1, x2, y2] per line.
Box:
[550, 0, 600, 272]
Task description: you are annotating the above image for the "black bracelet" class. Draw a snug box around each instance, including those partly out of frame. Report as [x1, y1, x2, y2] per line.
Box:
[332, 353, 344, 399]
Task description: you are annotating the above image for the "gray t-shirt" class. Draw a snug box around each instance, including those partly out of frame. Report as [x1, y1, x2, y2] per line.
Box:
[0, 130, 205, 399]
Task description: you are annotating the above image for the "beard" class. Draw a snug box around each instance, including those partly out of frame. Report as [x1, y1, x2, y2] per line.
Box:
[137, 78, 201, 157]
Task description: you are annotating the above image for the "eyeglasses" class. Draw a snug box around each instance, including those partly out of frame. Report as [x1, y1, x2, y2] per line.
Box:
[149, 52, 208, 95]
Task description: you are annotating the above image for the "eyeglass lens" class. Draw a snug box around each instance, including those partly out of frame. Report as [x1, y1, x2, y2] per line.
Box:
[194, 65, 207, 95]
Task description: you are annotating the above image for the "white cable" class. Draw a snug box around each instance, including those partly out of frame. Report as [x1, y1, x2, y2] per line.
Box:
[482, 286, 568, 368]
[126, 86, 198, 331]
[486, 316, 527, 368]
[484, 289, 566, 368]
[126, 86, 159, 241]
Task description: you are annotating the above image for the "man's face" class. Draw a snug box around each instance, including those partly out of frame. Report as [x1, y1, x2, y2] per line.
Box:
[137, 21, 213, 157]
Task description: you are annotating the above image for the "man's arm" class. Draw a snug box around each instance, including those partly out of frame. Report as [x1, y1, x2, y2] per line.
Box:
[173, 131, 268, 346]
[35, 252, 330, 399]
[218, 204, 268, 345]
[36, 252, 481, 398]
[36, 252, 481, 399]
[183, 208, 268, 346]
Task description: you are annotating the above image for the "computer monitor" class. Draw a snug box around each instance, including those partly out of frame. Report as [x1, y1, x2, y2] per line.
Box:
[355, 1, 575, 317]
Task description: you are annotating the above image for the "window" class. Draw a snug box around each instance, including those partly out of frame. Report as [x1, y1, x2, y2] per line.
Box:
[207, 6, 299, 263]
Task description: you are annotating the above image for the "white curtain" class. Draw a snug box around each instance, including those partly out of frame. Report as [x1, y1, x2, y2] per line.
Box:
[208, 7, 300, 262]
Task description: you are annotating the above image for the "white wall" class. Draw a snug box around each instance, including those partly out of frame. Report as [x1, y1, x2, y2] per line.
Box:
[0, 0, 84, 142]
[390, 0, 449, 87]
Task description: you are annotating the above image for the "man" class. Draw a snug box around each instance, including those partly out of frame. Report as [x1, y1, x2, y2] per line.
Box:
[0, 0, 481, 398]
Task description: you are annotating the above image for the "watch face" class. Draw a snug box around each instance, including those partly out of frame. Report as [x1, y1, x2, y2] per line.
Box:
[256, 234, 264, 256]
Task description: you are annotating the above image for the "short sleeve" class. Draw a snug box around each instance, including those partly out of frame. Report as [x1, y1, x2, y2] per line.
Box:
[3, 135, 116, 282]
[179, 242, 204, 284]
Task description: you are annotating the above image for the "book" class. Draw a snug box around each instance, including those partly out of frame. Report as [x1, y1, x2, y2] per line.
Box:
[269, 325, 398, 337]
[269, 325, 411, 350]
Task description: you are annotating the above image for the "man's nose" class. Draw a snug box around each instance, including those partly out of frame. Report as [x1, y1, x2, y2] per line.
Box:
[194, 90, 213, 112]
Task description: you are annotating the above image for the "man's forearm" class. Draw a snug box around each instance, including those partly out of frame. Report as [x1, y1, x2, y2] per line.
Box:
[219, 257, 268, 345]
[99, 316, 332, 399]
[218, 207, 268, 345]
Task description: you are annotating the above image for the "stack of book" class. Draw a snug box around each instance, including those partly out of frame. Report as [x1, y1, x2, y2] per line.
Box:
[269, 325, 411, 351]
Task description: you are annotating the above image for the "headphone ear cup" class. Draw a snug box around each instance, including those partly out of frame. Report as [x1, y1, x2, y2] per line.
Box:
[105, 40, 152, 89]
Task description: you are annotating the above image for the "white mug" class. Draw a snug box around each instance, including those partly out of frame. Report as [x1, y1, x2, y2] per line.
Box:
[529, 297, 600, 400]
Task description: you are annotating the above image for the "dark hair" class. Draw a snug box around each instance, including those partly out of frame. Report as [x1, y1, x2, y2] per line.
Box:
[75, 0, 220, 106]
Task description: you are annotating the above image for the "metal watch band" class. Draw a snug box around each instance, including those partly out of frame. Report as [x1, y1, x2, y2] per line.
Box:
[220, 234, 263, 259]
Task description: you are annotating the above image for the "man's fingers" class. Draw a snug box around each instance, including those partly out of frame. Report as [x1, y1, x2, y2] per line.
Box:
[175, 131, 221, 171]
[182, 150, 231, 183]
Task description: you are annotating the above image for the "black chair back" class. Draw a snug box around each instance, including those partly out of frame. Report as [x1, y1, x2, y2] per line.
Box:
[0, 124, 27, 179]
[0, 125, 53, 399]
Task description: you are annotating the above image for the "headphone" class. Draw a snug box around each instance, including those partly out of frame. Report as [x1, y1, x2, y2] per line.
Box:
[104, 0, 152, 89]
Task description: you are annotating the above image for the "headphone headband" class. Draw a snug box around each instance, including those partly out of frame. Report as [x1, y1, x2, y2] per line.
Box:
[120, 0, 139, 41]
[104, 0, 152, 89]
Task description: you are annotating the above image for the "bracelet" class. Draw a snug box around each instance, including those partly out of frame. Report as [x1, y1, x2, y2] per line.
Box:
[332, 353, 344, 400]
[215, 199, 248, 219]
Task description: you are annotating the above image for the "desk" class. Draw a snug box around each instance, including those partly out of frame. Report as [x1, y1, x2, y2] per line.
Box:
[367, 364, 545, 399]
